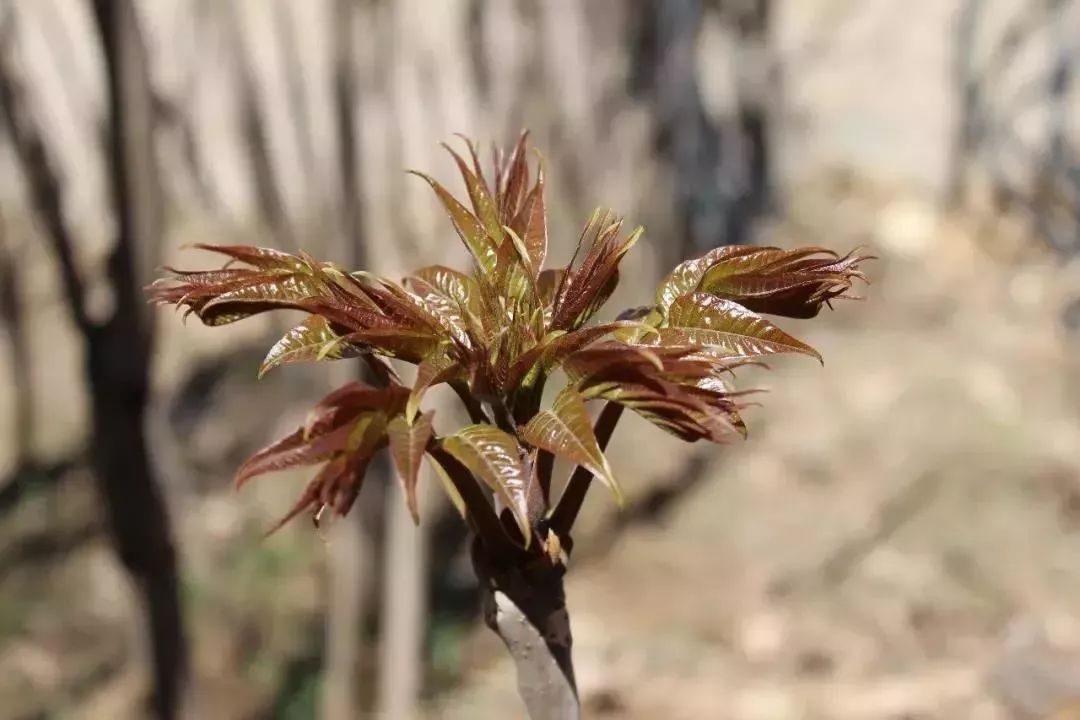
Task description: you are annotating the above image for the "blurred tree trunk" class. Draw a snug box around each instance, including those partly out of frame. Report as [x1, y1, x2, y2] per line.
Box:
[946, 0, 980, 207]
[631, 0, 777, 257]
[222, 1, 294, 249]
[631, 0, 724, 259]
[372, 5, 434, 717]
[728, 0, 776, 241]
[376, 482, 426, 720]
[323, 3, 385, 718]
[0, 3, 187, 718]
[273, 0, 317, 187]
[329, 4, 429, 716]
[0, 209, 33, 471]
[87, 2, 187, 718]
[325, 7, 433, 717]
[334, 0, 362, 260]
[945, 0, 1078, 253]
[1034, 0, 1077, 255]
[322, 501, 375, 720]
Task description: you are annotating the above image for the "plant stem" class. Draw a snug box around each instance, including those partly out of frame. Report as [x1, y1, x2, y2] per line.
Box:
[472, 539, 579, 720]
[428, 446, 522, 562]
[451, 379, 492, 424]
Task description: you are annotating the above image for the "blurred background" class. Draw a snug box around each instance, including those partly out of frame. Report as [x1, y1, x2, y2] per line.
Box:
[1, 1, 1080, 718]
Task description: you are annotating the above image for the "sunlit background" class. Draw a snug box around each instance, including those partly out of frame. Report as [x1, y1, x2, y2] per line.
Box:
[2, 1, 1080, 718]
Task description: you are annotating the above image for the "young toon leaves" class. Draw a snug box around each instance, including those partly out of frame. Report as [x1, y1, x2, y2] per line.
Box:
[147, 131, 870, 558]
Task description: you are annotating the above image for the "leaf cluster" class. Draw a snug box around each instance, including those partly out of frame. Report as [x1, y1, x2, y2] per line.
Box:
[149, 132, 870, 562]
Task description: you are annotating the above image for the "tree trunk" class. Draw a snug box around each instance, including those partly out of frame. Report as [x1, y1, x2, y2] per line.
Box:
[89, 1, 187, 718]
[322, 502, 375, 720]
[324, 5, 400, 718]
[0, 209, 33, 470]
[630, 0, 725, 259]
[472, 540, 579, 720]
[376, 480, 427, 720]
[222, 0, 295, 249]
[86, 323, 186, 720]
[946, 0, 980, 207]
[729, 0, 776, 242]
[631, 0, 778, 255]
[2, 5, 185, 718]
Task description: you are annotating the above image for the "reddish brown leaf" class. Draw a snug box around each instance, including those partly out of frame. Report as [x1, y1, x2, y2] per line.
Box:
[550, 210, 642, 331]
[235, 378, 409, 493]
[509, 154, 547, 277]
[189, 243, 311, 270]
[235, 420, 355, 488]
[654, 245, 763, 312]
[408, 351, 462, 421]
[407, 265, 484, 346]
[441, 425, 531, 545]
[561, 339, 751, 443]
[347, 274, 445, 331]
[521, 387, 621, 504]
[338, 328, 441, 363]
[150, 269, 327, 325]
[499, 130, 531, 221]
[262, 471, 325, 537]
[506, 322, 641, 389]
[408, 171, 499, 276]
[665, 293, 821, 361]
[260, 315, 363, 377]
[443, 140, 502, 239]
[696, 247, 871, 318]
[387, 411, 435, 524]
[579, 375, 741, 443]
